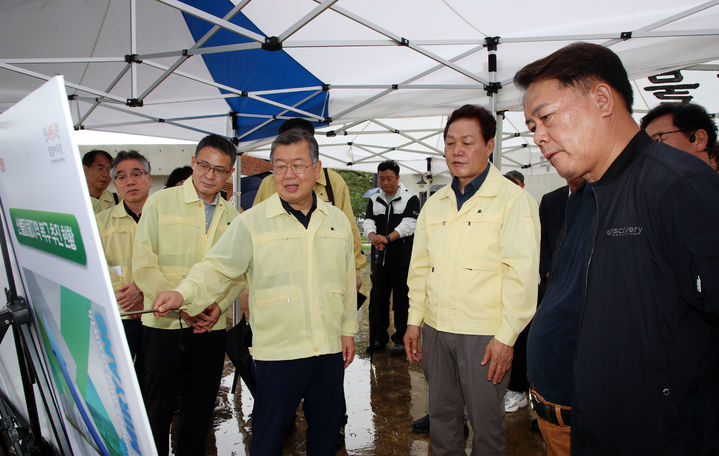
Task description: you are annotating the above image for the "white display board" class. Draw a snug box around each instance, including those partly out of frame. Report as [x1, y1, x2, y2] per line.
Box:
[0, 77, 155, 455]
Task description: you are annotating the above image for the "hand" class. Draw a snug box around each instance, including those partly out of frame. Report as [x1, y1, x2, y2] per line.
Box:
[180, 311, 203, 330]
[480, 337, 513, 384]
[369, 233, 387, 251]
[192, 303, 221, 334]
[342, 335, 356, 368]
[115, 283, 144, 313]
[355, 275, 362, 292]
[152, 291, 183, 317]
[403, 325, 422, 362]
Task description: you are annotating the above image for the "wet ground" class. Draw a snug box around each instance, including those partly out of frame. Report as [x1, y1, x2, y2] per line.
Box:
[192, 267, 547, 455]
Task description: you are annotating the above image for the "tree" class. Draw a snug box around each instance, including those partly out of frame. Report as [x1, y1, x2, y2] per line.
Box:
[335, 169, 375, 219]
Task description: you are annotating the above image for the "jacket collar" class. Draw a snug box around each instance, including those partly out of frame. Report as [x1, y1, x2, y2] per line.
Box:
[380, 183, 407, 202]
[264, 192, 329, 219]
[438, 163, 503, 201]
[596, 130, 653, 187]
[182, 177, 223, 207]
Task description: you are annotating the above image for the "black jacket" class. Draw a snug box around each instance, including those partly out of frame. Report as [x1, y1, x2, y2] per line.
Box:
[364, 185, 420, 267]
[538, 185, 570, 299]
[570, 131, 719, 455]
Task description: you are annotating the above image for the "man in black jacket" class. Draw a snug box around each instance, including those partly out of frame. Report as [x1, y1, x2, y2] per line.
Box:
[515, 42, 719, 455]
[364, 160, 420, 355]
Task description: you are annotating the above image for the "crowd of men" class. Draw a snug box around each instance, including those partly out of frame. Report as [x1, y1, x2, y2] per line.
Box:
[87, 41, 718, 456]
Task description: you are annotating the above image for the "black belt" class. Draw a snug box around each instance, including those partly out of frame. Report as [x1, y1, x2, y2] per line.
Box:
[530, 392, 571, 427]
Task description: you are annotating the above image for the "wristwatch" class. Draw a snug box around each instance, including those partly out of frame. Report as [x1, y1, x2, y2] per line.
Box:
[385, 234, 391, 243]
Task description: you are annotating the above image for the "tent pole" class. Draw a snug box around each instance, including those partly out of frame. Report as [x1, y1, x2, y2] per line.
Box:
[486, 37, 500, 169]
[495, 112, 505, 171]
[130, 0, 137, 99]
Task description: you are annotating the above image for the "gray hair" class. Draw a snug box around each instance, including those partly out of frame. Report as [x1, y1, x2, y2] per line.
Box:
[270, 128, 319, 163]
[110, 150, 151, 178]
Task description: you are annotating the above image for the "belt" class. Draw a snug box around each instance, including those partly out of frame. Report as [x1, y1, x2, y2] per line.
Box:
[529, 391, 571, 427]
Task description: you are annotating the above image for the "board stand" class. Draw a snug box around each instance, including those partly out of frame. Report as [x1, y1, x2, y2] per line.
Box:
[0, 200, 72, 455]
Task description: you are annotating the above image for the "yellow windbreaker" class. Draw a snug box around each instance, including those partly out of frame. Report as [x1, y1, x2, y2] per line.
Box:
[176, 193, 357, 361]
[253, 169, 366, 274]
[133, 179, 243, 330]
[92, 188, 118, 214]
[407, 164, 540, 346]
[96, 202, 137, 318]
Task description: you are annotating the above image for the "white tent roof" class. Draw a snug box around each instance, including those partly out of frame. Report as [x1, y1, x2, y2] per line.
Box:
[1, 0, 718, 176]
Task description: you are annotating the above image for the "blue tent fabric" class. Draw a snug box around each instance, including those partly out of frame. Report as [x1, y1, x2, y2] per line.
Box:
[182, 0, 328, 141]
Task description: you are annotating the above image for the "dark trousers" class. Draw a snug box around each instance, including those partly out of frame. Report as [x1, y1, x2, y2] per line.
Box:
[369, 261, 410, 345]
[142, 327, 226, 456]
[122, 319, 144, 392]
[251, 353, 344, 456]
[508, 324, 529, 392]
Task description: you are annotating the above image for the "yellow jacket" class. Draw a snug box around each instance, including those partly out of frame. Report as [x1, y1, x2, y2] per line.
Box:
[96, 203, 137, 318]
[253, 168, 366, 274]
[406, 164, 540, 346]
[92, 188, 118, 214]
[133, 179, 243, 330]
[176, 193, 357, 361]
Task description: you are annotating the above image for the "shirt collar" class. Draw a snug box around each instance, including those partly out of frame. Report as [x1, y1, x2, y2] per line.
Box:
[451, 164, 490, 198]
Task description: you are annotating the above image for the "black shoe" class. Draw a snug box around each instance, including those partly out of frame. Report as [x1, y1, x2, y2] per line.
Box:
[336, 424, 345, 450]
[365, 341, 385, 354]
[389, 343, 405, 356]
[411, 414, 430, 433]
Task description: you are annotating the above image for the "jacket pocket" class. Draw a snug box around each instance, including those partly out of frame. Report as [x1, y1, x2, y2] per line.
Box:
[251, 285, 306, 351]
[321, 285, 345, 339]
[686, 234, 719, 325]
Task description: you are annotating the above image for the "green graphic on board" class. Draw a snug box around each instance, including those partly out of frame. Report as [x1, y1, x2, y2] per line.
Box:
[60, 287, 91, 394]
[9, 208, 86, 265]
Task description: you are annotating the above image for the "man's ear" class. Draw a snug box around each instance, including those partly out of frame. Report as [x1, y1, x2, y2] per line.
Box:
[593, 83, 614, 117]
[693, 129, 709, 152]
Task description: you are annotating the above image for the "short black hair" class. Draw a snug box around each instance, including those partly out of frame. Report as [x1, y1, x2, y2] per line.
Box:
[195, 134, 236, 163]
[377, 160, 400, 175]
[110, 150, 150, 178]
[444, 104, 496, 143]
[514, 42, 634, 113]
[82, 149, 113, 167]
[278, 118, 315, 135]
[640, 103, 717, 153]
[504, 170, 525, 185]
[165, 166, 193, 187]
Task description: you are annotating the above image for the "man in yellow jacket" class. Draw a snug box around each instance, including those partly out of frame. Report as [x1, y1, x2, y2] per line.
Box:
[253, 118, 366, 288]
[133, 134, 244, 455]
[153, 128, 357, 456]
[96, 150, 152, 386]
[404, 105, 540, 456]
[83, 149, 120, 213]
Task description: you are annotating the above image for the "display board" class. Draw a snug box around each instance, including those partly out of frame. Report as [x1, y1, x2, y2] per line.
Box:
[0, 77, 155, 455]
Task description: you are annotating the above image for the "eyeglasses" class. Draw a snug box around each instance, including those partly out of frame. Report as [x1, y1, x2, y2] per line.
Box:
[195, 160, 230, 177]
[272, 162, 315, 176]
[114, 170, 146, 182]
[650, 129, 688, 143]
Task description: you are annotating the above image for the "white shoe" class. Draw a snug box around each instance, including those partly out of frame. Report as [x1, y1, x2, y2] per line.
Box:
[504, 390, 528, 413]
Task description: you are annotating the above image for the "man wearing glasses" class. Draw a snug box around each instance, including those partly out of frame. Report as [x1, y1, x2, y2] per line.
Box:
[133, 134, 244, 455]
[96, 150, 152, 386]
[152, 128, 357, 455]
[641, 102, 718, 169]
[82, 149, 119, 213]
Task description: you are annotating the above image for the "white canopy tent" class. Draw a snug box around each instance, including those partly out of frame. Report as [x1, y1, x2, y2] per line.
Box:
[1, 0, 718, 180]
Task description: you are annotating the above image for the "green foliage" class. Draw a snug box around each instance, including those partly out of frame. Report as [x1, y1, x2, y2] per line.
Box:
[335, 169, 375, 219]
